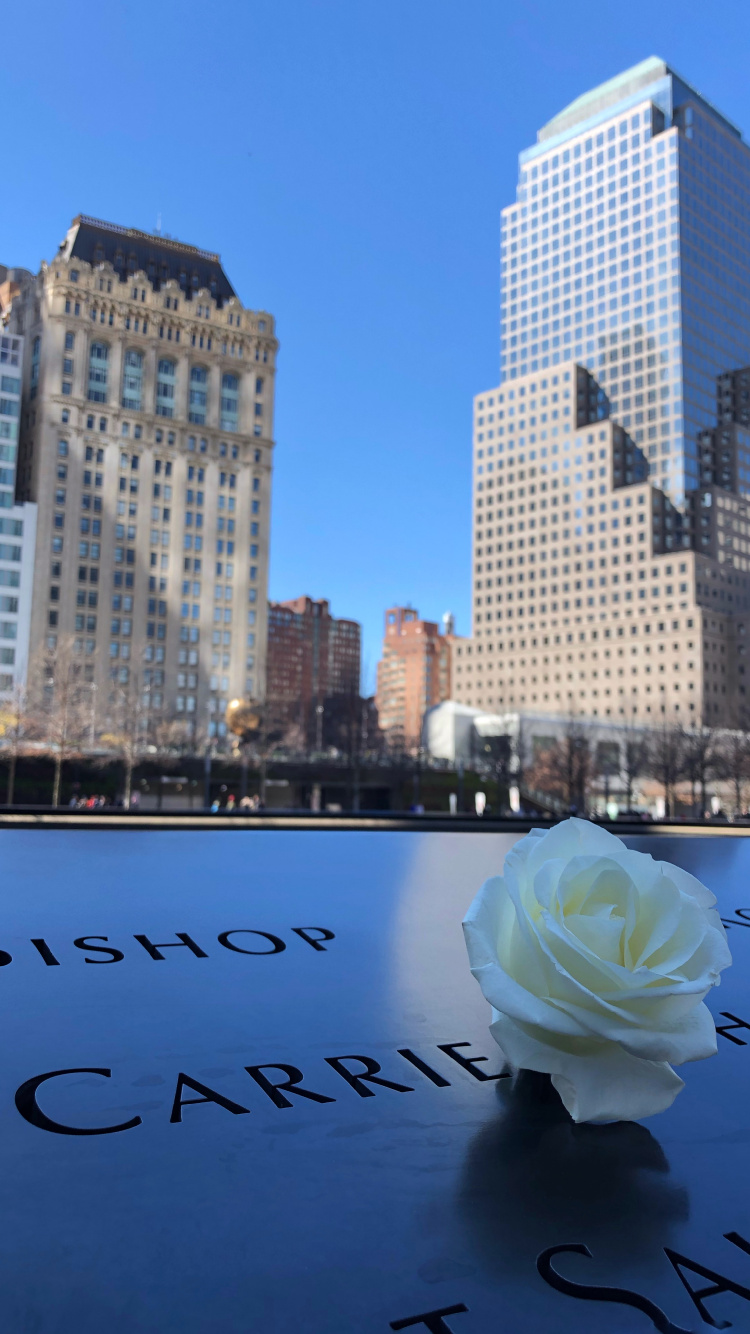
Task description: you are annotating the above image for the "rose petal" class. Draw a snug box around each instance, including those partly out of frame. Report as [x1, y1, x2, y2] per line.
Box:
[490, 1010, 685, 1123]
[462, 817, 733, 1123]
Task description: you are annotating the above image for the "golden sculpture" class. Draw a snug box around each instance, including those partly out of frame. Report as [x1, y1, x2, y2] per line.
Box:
[225, 698, 261, 738]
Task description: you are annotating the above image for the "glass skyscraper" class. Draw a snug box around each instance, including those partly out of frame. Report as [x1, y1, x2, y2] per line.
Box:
[0, 325, 36, 695]
[499, 56, 750, 504]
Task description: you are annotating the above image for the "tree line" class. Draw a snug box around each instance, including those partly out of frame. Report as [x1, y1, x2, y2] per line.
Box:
[0, 637, 386, 807]
[495, 715, 750, 819]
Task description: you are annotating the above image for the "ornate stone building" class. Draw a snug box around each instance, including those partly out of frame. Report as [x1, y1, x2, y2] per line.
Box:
[4, 215, 277, 740]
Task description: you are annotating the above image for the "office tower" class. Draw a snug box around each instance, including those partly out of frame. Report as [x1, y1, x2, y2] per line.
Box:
[500, 56, 750, 505]
[0, 313, 37, 695]
[375, 607, 458, 747]
[456, 361, 750, 724]
[4, 216, 276, 740]
[457, 60, 750, 727]
[266, 596, 361, 747]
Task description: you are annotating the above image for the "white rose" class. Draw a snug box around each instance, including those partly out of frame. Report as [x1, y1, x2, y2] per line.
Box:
[463, 818, 732, 1123]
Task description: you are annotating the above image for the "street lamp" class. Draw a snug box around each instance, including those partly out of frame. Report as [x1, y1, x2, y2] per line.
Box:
[89, 681, 98, 749]
[203, 697, 214, 809]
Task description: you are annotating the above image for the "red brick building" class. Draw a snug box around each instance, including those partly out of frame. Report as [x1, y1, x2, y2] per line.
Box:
[267, 596, 361, 747]
[375, 606, 459, 750]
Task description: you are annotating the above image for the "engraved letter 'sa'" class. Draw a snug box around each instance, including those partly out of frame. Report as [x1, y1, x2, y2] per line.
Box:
[537, 1244, 692, 1334]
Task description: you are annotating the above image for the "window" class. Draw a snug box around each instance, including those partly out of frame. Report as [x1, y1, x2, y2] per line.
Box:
[122, 349, 143, 411]
[189, 366, 208, 424]
[30, 336, 40, 399]
[221, 373, 239, 431]
[87, 342, 109, 403]
[0, 337, 19, 369]
[64, 332, 75, 351]
[156, 358, 176, 417]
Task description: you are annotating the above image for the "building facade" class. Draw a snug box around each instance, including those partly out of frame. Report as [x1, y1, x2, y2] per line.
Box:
[3, 216, 276, 739]
[500, 56, 750, 506]
[457, 362, 750, 725]
[457, 59, 750, 729]
[375, 607, 459, 748]
[0, 328, 36, 695]
[266, 596, 361, 747]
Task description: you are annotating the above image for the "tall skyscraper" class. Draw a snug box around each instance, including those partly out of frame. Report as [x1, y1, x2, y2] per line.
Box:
[458, 61, 750, 726]
[0, 305, 37, 696]
[3, 217, 276, 740]
[500, 56, 750, 504]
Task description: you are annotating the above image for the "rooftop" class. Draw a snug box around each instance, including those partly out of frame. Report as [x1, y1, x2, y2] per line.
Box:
[538, 55, 741, 144]
[58, 215, 236, 303]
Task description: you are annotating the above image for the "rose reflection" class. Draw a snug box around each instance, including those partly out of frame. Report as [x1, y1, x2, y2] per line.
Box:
[457, 1073, 689, 1276]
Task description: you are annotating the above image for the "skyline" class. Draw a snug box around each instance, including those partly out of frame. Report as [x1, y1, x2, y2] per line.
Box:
[5, 1, 750, 689]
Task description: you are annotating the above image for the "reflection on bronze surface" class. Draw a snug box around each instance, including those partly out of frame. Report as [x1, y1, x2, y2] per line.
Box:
[457, 1072, 689, 1275]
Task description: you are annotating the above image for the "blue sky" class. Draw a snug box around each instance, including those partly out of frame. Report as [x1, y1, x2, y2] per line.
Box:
[4, 0, 750, 688]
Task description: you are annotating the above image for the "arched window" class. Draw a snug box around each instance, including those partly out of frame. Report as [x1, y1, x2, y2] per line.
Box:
[87, 342, 109, 403]
[156, 358, 176, 417]
[221, 373, 239, 432]
[189, 366, 208, 425]
[30, 336, 41, 399]
[122, 349, 143, 411]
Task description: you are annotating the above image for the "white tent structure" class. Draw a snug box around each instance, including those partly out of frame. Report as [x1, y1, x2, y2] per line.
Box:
[421, 701, 514, 764]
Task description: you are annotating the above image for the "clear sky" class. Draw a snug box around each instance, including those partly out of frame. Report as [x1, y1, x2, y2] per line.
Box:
[4, 0, 750, 689]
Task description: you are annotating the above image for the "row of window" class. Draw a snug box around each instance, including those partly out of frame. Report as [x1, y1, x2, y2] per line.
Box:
[58, 340, 264, 433]
[89, 346, 242, 430]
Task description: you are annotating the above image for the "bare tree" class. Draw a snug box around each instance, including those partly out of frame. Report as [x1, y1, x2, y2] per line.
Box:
[527, 716, 593, 814]
[227, 698, 289, 806]
[719, 719, 750, 819]
[29, 636, 88, 806]
[682, 720, 721, 819]
[622, 726, 651, 813]
[255, 700, 292, 805]
[594, 738, 621, 814]
[152, 715, 192, 758]
[649, 722, 685, 819]
[0, 683, 29, 806]
[99, 671, 148, 807]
